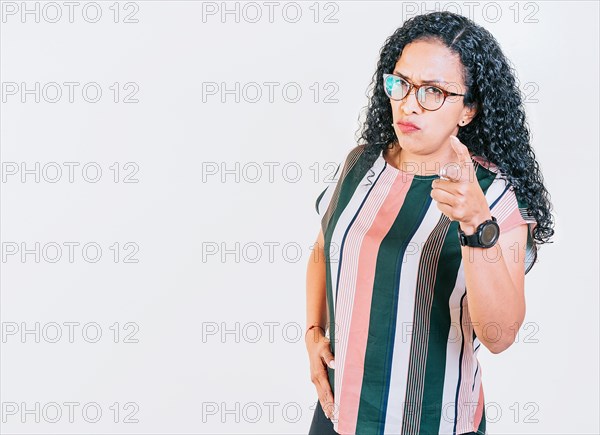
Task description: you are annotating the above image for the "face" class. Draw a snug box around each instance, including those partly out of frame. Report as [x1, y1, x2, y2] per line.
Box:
[389, 39, 476, 156]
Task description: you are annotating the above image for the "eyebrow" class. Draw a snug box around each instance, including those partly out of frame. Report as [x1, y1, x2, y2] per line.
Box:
[393, 70, 448, 85]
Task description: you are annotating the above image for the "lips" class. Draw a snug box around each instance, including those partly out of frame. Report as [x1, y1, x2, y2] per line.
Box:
[396, 120, 420, 134]
[396, 120, 420, 129]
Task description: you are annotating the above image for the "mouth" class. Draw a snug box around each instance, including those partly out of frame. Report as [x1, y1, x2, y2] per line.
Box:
[396, 121, 421, 133]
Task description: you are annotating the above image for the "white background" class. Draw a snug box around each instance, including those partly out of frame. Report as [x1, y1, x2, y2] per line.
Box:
[1, 1, 598, 434]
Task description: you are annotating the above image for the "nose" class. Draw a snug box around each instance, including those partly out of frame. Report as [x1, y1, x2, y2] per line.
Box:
[399, 86, 422, 114]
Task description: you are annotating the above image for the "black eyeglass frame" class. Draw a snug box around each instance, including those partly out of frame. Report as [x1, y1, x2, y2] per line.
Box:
[382, 73, 466, 111]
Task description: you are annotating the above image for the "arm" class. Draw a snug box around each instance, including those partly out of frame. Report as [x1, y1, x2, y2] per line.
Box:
[306, 228, 328, 339]
[430, 136, 532, 355]
[305, 228, 336, 419]
[460, 214, 529, 354]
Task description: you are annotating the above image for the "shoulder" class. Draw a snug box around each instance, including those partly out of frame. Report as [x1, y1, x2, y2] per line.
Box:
[315, 144, 366, 213]
[331, 144, 369, 181]
[345, 144, 367, 165]
[474, 155, 538, 234]
[470, 154, 527, 206]
[471, 154, 503, 179]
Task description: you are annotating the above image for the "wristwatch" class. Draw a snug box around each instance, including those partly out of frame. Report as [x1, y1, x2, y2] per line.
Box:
[457, 216, 500, 248]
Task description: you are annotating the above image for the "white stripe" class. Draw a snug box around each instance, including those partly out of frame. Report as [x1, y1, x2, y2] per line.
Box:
[439, 260, 467, 435]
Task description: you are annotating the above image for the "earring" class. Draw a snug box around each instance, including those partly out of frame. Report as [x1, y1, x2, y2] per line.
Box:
[460, 120, 466, 125]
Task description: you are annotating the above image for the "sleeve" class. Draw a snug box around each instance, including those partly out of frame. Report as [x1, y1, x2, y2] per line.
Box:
[492, 182, 538, 275]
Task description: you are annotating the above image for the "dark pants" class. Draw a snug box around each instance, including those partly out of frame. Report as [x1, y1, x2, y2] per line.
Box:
[308, 399, 481, 434]
[308, 400, 339, 435]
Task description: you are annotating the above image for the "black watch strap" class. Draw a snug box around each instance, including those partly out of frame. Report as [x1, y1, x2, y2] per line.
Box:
[457, 216, 498, 248]
[460, 231, 482, 247]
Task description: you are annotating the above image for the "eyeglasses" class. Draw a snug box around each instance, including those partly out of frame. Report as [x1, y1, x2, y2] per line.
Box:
[382, 73, 465, 111]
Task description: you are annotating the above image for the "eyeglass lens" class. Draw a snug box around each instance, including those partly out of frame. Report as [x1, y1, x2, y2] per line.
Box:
[384, 75, 446, 110]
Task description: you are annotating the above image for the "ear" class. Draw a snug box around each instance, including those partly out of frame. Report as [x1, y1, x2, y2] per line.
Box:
[460, 103, 478, 126]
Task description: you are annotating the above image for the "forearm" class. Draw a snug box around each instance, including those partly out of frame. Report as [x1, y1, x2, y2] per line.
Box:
[459, 222, 525, 354]
[305, 240, 328, 344]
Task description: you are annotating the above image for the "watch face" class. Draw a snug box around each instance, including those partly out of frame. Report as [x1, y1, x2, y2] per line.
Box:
[480, 223, 499, 245]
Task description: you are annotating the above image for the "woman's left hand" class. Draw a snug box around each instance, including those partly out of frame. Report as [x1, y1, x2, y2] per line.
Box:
[430, 135, 492, 235]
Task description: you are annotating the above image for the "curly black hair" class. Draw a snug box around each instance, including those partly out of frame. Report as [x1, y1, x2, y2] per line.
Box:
[353, 11, 554, 249]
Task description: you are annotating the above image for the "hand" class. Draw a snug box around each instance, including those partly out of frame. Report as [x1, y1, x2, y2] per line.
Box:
[305, 328, 336, 420]
[430, 135, 491, 234]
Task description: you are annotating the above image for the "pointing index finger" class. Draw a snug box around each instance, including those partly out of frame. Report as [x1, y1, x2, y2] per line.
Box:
[439, 163, 461, 182]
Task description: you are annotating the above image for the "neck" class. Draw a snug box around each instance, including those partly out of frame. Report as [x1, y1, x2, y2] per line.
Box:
[385, 142, 470, 176]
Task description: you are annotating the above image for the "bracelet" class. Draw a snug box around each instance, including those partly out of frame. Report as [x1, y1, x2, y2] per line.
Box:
[305, 324, 326, 339]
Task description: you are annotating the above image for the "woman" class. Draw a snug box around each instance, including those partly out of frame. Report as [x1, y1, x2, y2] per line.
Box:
[304, 11, 554, 435]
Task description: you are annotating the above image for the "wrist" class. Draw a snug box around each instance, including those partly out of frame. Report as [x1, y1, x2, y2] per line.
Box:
[459, 211, 492, 235]
[305, 324, 326, 343]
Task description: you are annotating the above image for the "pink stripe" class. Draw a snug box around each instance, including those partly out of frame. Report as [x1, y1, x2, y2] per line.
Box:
[500, 209, 527, 234]
[456, 299, 476, 433]
[337, 171, 413, 434]
[494, 188, 529, 234]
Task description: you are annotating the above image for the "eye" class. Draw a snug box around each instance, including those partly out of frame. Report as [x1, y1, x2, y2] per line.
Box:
[425, 86, 443, 95]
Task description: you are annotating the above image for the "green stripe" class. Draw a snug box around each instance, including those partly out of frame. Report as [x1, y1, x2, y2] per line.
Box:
[476, 402, 486, 434]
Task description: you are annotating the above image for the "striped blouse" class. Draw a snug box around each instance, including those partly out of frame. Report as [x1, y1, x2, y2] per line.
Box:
[314, 144, 538, 435]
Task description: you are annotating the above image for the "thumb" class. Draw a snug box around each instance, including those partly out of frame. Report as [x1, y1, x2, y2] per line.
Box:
[323, 351, 335, 369]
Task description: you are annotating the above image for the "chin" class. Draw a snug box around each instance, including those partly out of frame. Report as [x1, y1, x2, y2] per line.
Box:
[397, 136, 416, 148]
